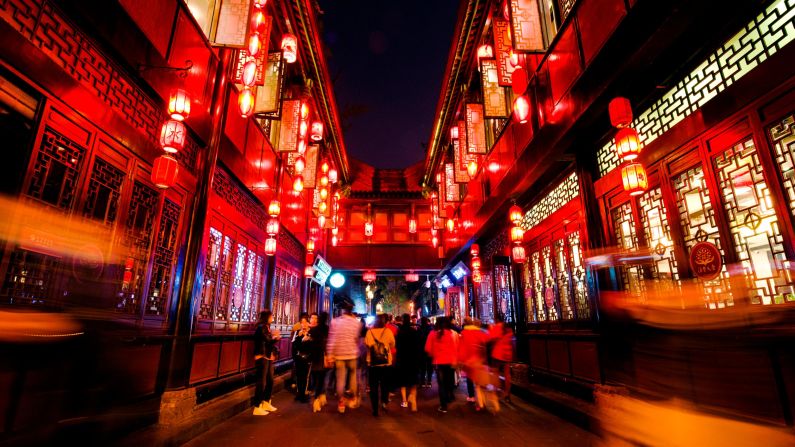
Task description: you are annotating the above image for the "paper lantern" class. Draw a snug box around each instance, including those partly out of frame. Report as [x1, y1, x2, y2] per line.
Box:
[446, 217, 455, 233]
[293, 175, 304, 192]
[615, 127, 642, 162]
[511, 67, 528, 95]
[266, 218, 279, 236]
[332, 235, 338, 246]
[363, 271, 376, 282]
[510, 225, 524, 243]
[609, 97, 633, 128]
[151, 155, 179, 189]
[294, 155, 305, 174]
[320, 175, 329, 187]
[467, 159, 478, 179]
[470, 244, 479, 256]
[306, 239, 315, 253]
[253, 0, 267, 8]
[159, 119, 186, 153]
[509, 204, 523, 224]
[321, 161, 329, 174]
[509, 50, 522, 68]
[299, 120, 308, 138]
[304, 265, 314, 278]
[513, 95, 530, 124]
[311, 121, 324, 141]
[319, 201, 328, 214]
[621, 162, 648, 196]
[248, 33, 262, 57]
[297, 139, 306, 154]
[318, 214, 326, 228]
[471, 256, 481, 271]
[450, 126, 459, 141]
[405, 273, 419, 282]
[329, 168, 338, 184]
[472, 270, 482, 283]
[488, 161, 500, 173]
[252, 10, 267, 33]
[264, 237, 277, 256]
[477, 44, 493, 62]
[408, 218, 417, 234]
[242, 60, 257, 87]
[281, 34, 297, 63]
[238, 88, 255, 118]
[268, 200, 281, 217]
[432, 236, 439, 248]
[168, 89, 190, 121]
[300, 101, 310, 120]
[318, 188, 328, 201]
[364, 221, 374, 237]
[512, 245, 526, 263]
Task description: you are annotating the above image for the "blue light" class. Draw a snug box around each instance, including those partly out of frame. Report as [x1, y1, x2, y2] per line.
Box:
[329, 272, 345, 288]
[365, 315, 375, 326]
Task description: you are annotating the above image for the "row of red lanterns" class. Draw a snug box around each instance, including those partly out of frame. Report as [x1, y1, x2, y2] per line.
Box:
[508, 203, 527, 263]
[151, 88, 192, 189]
[470, 243, 482, 283]
[609, 97, 648, 196]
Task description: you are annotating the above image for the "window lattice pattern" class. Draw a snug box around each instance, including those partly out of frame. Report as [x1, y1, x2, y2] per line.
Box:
[146, 199, 181, 316]
[117, 181, 159, 314]
[715, 138, 795, 304]
[612, 202, 644, 296]
[638, 187, 680, 282]
[272, 264, 300, 325]
[769, 113, 795, 220]
[478, 273, 495, 324]
[542, 245, 559, 320]
[1, 250, 62, 305]
[554, 239, 574, 319]
[26, 128, 86, 209]
[520, 172, 579, 230]
[567, 232, 590, 318]
[83, 157, 125, 225]
[200, 227, 223, 319]
[598, 0, 795, 176]
[531, 251, 546, 321]
[494, 264, 515, 323]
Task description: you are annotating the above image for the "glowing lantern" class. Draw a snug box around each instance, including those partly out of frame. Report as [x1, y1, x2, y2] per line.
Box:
[363, 271, 376, 282]
[299, 120, 308, 138]
[477, 44, 493, 62]
[512, 245, 527, 263]
[467, 159, 478, 178]
[306, 239, 315, 253]
[321, 161, 329, 174]
[511, 67, 529, 95]
[319, 187, 328, 200]
[238, 88, 255, 118]
[446, 217, 455, 233]
[513, 95, 530, 124]
[311, 121, 324, 141]
[510, 225, 524, 243]
[332, 227, 339, 236]
[408, 218, 417, 234]
[264, 237, 277, 256]
[320, 175, 329, 187]
[268, 200, 281, 217]
[471, 256, 481, 271]
[300, 101, 310, 120]
[450, 126, 459, 141]
[509, 50, 522, 68]
[319, 201, 328, 214]
[151, 155, 179, 189]
[294, 156, 306, 174]
[159, 119, 186, 153]
[405, 273, 419, 282]
[293, 175, 304, 192]
[329, 168, 338, 183]
[252, 10, 267, 33]
[253, 0, 267, 8]
[431, 228, 437, 237]
[248, 33, 262, 57]
[266, 218, 279, 236]
[470, 244, 480, 256]
[364, 221, 374, 237]
[621, 162, 648, 196]
[304, 265, 314, 278]
[297, 139, 306, 154]
[168, 89, 190, 121]
[509, 204, 523, 224]
[615, 127, 642, 162]
[488, 161, 500, 173]
[242, 60, 257, 87]
[609, 97, 633, 128]
[281, 34, 297, 63]
[318, 214, 326, 228]
[472, 270, 482, 283]
[332, 235, 338, 246]
[432, 236, 439, 248]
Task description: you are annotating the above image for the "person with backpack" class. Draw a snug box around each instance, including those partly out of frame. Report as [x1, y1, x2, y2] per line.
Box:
[424, 316, 459, 413]
[364, 313, 395, 416]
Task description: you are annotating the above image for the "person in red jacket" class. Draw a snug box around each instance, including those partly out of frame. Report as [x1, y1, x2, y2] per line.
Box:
[488, 315, 515, 402]
[424, 316, 459, 413]
[458, 317, 490, 410]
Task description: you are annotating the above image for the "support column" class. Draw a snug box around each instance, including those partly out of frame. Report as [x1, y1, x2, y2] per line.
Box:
[164, 48, 233, 389]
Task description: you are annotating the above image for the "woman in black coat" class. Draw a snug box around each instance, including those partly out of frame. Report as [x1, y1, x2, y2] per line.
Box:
[395, 313, 422, 411]
[308, 312, 330, 412]
[253, 310, 280, 415]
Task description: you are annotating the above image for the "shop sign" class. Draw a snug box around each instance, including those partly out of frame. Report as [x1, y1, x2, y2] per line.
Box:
[689, 242, 722, 280]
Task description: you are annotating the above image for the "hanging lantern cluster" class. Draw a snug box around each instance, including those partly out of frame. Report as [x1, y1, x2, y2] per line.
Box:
[238, 0, 270, 118]
[470, 243, 482, 283]
[508, 205, 526, 264]
[363, 271, 376, 283]
[609, 97, 648, 196]
[152, 88, 194, 189]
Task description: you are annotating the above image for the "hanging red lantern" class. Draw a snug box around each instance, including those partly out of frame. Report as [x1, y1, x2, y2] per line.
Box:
[248, 33, 262, 57]
[329, 168, 338, 184]
[299, 120, 308, 139]
[266, 218, 279, 236]
[294, 155, 306, 174]
[512, 245, 527, 263]
[319, 187, 329, 200]
[450, 126, 459, 141]
[511, 67, 529, 95]
[622, 162, 648, 196]
[470, 243, 480, 257]
[310, 121, 324, 141]
[471, 256, 481, 271]
[293, 175, 304, 192]
[304, 265, 314, 278]
[252, 10, 267, 32]
[159, 119, 186, 153]
[332, 235, 338, 246]
[238, 88, 255, 118]
[472, 270, 482, 283]
[281, 34, 298, 63]
[300, 101, 311, 120]
[306, 239, 315, 253]
[509, 50, 523, 68]
[408, 218, 417, 234]
[467, 159, 479, 179]
[432, 235, 439, 248]
[363, 271, 376, 282]
[488, 160, 500, 173]
[151, 154, 179, 189]
[446, 217, 455, 233]
[609, 97, 633, 128]
[318, 214, 326, 228]
[253, 0, 267, 8]
[510, 225, 524, 243]
[319, 201, 328, 214]
[268, 200, 281, 217]
[513, 95, 530, 124]
[509, 204, 523, 224]
[364, 221, 374, 237]
[297, 139, 307, 154]
[477, 44, 493, 62]
[320, 175, 329, 187]
[321, 161, 329, 174]
[168, 89, 191, 121]
[264, 237, 277, 256]
[615, 127, 642, 162]
[242, 60, 257, 87]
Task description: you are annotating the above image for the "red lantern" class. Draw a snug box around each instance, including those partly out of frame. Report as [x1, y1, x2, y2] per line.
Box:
[282, 34, 298, 63]
[242, 60, 257, 87]
[467, 159, 478, 179]
[268, 200, 281, 217]
[264, 237, 277, 256]
[319, 187, 329, 200]
[304, 265, 315, 278]
[320, 175, 329, 187]
[306, 239, 315, 253]
[294, 155, 306, 174]
[472, 270, 482, 283]
[266, 218, 279, 236]
[321, 161, 329, 174]
[450, 126, 459, 141]
[253, 0, 267, 8]
[471, 256, 481, 271]
[622, 162, 648, 196]
[364, 221, 374, 237]
[477, 44, 493, 62]
[319, 201, 328, 214]
[513, 95, 530, 124]
[318, 214, 326, 228]
[509, 50, 522, 68]
[299, 120, 308, 138]
[248, 33, 262, 57]
[432, 235, 439, 248]
[615, 127, 642, 162]
[511, 67, 528, 95]
[405, 273, 419, 282]
[512, 245, 527, 263]
[329, 168, 338, 184]
[510, 225, 524, 243]
[408, 218, 417, 234]
[238, 88, 255, 118]
[311, 121, 324, 141]
[470, 243, 480, 257]
[300, 101, 311, 120]
[151, 155, 179, 189]
[509, 204, 523, 224]
[446, 217, 455, 233]
[159, 119, 186, 153]
[332, 235, 338, 246]
[363, 271, 376, 282]
[609, 97, 633, 128]
[293, 175, 304, 192]
[488, 160, 500, 173]
[168, 89, 191, 121]
[252, 10, 267, 33]
[297, 139, 307, 154]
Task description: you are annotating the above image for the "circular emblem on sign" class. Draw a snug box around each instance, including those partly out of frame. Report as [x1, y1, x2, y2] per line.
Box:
[689, 241, 722, 280]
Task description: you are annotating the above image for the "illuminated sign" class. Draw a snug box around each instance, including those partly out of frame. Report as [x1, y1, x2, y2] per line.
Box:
[312, 255, 332, 285]
[451, 261, 470, 280]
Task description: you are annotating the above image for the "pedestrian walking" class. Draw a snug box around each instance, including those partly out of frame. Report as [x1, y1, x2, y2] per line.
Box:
[489, 315, 515, 403]
[459, 317, 493, 411]
[253, 310, 280, 416]
[326, 300, 362, 413]
[424, 316, 459, 413]
[395, 313, 421, 411]
[419, 317, 434, 387]
[364, 313, 395, 416]
[308, 312, 330, 412]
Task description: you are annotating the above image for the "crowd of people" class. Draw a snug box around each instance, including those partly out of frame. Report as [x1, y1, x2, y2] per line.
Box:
[252, 301, 515, 417]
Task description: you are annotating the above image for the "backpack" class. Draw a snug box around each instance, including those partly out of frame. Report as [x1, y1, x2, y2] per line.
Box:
[369, 329, 389, 367]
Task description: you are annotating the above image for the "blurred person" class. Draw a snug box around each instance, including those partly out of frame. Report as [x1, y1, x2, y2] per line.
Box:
[459, 317, 491, 411]
[308, 312, 330, 412]
[364, 313, 395, 416]
[253, 310, 280, 415]
[425, 316, 459, 413]
[488, 314, 515, 402]
[418, 317, 434, 387]
[288, 312, 309, 390]
[326, 300, 361, 413]
[395, 313, 422, 411]
[292, 316, 312, 403]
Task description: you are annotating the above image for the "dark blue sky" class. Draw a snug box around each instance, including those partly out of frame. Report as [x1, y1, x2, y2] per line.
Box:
[318, 0, 459, 169]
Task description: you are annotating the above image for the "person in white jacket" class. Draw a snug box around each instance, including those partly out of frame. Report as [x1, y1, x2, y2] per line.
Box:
[326, 301, 362, 413]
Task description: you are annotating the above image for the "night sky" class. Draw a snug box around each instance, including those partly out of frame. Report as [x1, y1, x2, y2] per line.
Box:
[317, 0, 459, 169]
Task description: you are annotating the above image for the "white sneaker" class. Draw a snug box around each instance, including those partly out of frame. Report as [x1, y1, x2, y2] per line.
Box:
[253, 406, 269, 416]
[262, 401, 277, 412]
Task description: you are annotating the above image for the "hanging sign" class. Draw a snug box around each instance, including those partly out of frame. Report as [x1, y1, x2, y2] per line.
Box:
[480, 59, 509, 118]
[453, 121, 470, 183]
[255, 52, 284, 117]
[304, 144, 320, 188]
[509, 0, 545, 52]
[444, 163, 461, 203]
[466, 104, 488, 155]
[689, 242, 723, 280]
[211, 0, 252, 47]
[277, 99, 300, 152]
[493, 18, 515, 86]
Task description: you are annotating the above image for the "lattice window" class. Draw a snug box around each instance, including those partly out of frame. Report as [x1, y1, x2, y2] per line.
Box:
[27, 128, 86, 209]
[542, 245, 559, 320]
[116, 181, 158, 314]
[83, 157, 125, 225]
[229, 242, 248, 322]
[769, 113, 795, 221]
[715, 138, 795, 304]
[568, 232, 590, 318]
[1, 250, 62, 305]
[612, 202, 645, 296]
[478, 273, 495, 324]
[494, 264, 515, 323]
[531, 250, 547, 321]
[639, 187, 680, 282]
[598, 0, 795, 176]
[146, 199, 181, 316]
[272, 264, 299, 325]
[522, 261, 536, 322]
[520, 172, 579, 230]
[216, 234, 233, 320]
[200, 227, 222, 319]
[554, 239, 574, 319]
